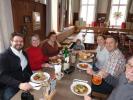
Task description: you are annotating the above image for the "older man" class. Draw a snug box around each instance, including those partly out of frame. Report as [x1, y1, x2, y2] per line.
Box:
[0, 33, 33, 100]
[87, 35, 126, 94]
[85, 56, 133, 100]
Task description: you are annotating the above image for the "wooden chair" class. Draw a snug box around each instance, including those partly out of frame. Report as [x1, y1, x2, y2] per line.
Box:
[119, 34, 133, 53]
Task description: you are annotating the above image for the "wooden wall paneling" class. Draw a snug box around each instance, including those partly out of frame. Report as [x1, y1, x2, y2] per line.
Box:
[11, 0, 46, 48]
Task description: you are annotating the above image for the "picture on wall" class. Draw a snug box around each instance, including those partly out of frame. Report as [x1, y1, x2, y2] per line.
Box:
[33, 12, 41, 30]
[24, 16, 31, 23]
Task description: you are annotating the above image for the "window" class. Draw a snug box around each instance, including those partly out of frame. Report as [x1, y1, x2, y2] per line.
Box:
[109, 0, 128, 27]
[80, 0, 96, 25]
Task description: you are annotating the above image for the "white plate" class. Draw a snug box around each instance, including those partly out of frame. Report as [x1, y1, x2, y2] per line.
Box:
[30, 72, 50, 83]
[79, 58, 93, 63]
[77, 63, 92, 70]
[49, 59, 62, 65]
[70, 82, 91, 96]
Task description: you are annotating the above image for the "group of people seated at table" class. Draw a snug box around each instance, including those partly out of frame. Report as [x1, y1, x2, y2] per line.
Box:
[85, 55, 133, 100]
[0, 31, 62, 100]
[26, 31, 62, 72]
[89, 35, 125, 94]
[85, 35, 133, 100]
[0, 31, 133, 100]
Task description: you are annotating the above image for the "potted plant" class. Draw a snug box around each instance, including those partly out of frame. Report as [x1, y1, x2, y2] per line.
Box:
[113, 12, 122, 20]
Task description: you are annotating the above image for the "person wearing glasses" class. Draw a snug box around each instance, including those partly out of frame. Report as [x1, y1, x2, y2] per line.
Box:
[0, 32, 33, 100]
[87, 35, 126, 94]
[26, 34, 49, 71]
[85, 55, 133, 100]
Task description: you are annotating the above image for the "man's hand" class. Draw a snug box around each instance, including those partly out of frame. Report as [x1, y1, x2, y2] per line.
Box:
[49, 56, 58, 60]
[86, 67, 93, 75]
[98, 69, 108, 78]
[42, 63, 50, 67]
[19, 83, 32, 91]
[84, 95, 92, 100]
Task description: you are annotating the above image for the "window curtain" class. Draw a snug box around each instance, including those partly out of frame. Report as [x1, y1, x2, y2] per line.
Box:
[126, 0, 132, 20]
[105, 0, 112, 21]
[46, 0, 52, 36]
[59, 0, 66, 32]
[94, 0, 98, 21]
[51, 0, 58, 32]
[68, 0, 73, 25]
[0, 0, 14, 53]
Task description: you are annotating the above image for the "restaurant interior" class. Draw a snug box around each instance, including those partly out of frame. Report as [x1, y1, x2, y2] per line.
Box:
[0, 0, 133, 100]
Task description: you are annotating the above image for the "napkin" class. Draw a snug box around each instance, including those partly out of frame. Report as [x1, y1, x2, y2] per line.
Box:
[73, 79, 88, 83]
[54, 64, 62, 73]
[65, 57, 69, 63]
[49, 64, 54, 68]
[29, 82, 41, 90]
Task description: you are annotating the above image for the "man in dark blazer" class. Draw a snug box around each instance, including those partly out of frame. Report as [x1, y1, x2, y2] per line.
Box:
[0, 32, 33, 100]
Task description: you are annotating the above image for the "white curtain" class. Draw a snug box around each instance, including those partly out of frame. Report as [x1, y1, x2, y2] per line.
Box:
[68, 0, 73, 25]
[60, 0, 66, 31]
[0, 0, 14, 53]
[51, 0, 58, 32]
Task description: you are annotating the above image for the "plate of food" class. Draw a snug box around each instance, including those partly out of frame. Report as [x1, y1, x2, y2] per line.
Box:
[49, 58, 62, 65]
[79, 58, 93, 63]
[77, 63, 92, 70]
[70, 82, 91, 96]
[30, 72, 50, 83]
[78, 51, 94, 62]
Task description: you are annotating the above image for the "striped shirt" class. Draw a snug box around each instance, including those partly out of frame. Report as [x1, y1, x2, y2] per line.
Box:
[104, 48, 126, 77]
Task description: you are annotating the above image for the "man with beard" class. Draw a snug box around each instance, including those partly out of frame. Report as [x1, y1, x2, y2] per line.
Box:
[0, 32, 33, 100]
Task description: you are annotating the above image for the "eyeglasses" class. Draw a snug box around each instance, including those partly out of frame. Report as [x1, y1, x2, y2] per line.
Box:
[126, 63, 133, 68]
[12, 40, 23, 43]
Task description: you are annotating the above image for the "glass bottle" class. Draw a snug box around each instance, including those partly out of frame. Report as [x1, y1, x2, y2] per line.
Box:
[63, 46, 69, 58]
[62, 47, 70, 71]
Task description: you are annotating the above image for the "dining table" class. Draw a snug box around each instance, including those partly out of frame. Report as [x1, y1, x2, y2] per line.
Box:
[11, 55, 93, 100]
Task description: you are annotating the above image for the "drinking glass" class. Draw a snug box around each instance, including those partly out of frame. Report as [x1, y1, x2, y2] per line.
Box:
[92, 72, 102, 85]
[40, 81, 50, 100]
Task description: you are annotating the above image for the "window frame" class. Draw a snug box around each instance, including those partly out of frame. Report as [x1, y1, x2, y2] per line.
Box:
[109, 0, 129, 27]
[79, 0, 96, 25]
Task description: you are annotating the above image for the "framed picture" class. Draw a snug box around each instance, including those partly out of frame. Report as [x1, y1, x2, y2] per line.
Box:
[24, 16, 31, 23]
[32, 12, 41, 30]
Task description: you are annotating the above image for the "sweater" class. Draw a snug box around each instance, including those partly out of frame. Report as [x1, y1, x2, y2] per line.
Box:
[26, 46, 48, 71]
[42, 41, 59, 57]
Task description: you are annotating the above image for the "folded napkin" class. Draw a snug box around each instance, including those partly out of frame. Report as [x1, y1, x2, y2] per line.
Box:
[73, 79, 88, 83]
[29, 82, 41, 90]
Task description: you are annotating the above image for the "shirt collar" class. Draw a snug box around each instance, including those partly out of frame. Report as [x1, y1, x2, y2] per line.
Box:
[110, 48, 118, 54]
[10, 46, 22, 56]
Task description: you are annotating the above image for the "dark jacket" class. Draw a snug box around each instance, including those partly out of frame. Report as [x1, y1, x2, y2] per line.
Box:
[0, 48, 32, 88]
[108, 73, 133, 100]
